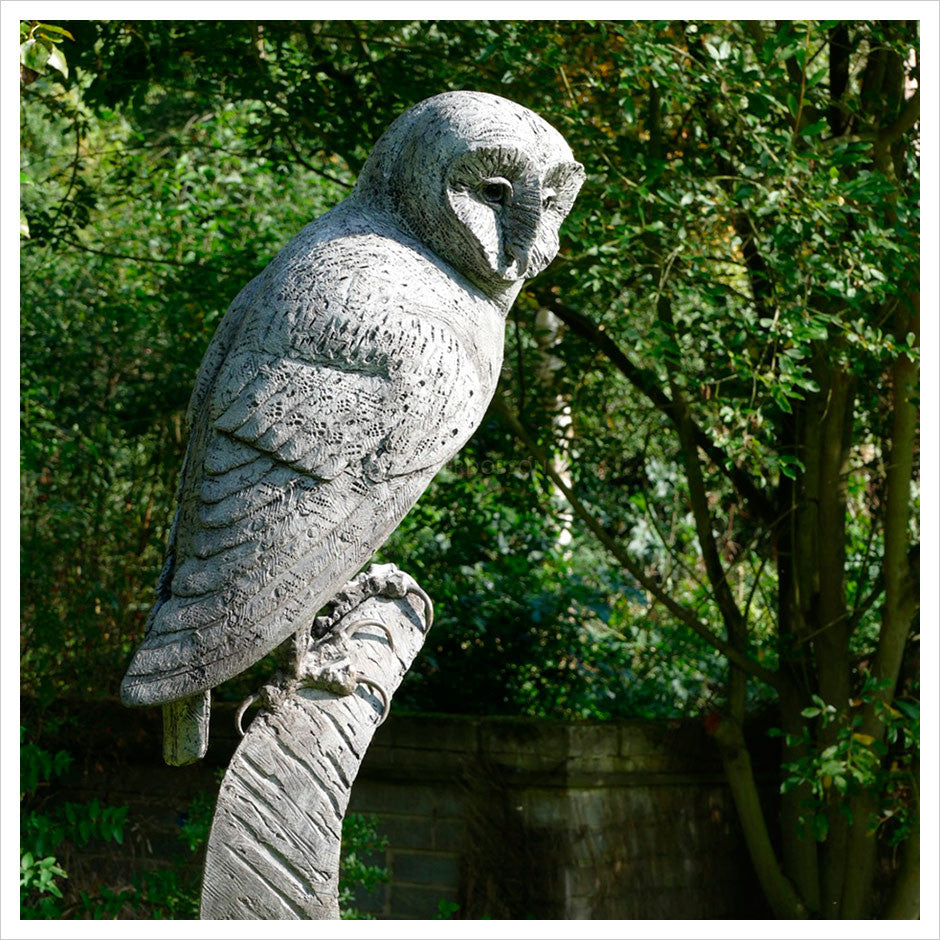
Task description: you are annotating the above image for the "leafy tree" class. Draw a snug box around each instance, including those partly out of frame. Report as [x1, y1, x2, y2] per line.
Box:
[20, 19, 919, 919]
[497, 20, 920, 919]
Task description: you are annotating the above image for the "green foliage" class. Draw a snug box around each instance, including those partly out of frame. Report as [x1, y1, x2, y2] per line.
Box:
[19, 728, 128, 918]
[776, 678, 919, 845]
[20, 21, 73, 84]
[20, 853, 67, 914]
[107, 775, 218, 919]
[434, 899, 461, 919]
[21, 742, 393, 921]
[339, 813, 391, 919]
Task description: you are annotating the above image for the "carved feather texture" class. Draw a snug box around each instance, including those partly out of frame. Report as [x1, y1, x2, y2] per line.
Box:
[121, 91, 583, 712]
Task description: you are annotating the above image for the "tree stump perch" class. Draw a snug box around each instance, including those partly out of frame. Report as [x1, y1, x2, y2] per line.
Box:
[199, 565, 431, 919]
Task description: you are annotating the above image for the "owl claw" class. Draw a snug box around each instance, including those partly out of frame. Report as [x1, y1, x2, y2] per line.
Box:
[238, 604, 402, 735]
[357, 677, 392, 725]
[235, 680, 295, 735]
[314, 564, 433, 636]
[235, 692, 260, 737]
[339, 617, 396, 653]
[408, 584, 434, 632]
[365, 565, 434, 631]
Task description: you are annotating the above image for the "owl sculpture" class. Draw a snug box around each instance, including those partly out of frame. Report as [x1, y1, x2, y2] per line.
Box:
[120, 91, 584, 764]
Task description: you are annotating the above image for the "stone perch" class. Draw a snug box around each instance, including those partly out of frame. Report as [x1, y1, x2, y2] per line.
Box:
[200, 565, 430, 919]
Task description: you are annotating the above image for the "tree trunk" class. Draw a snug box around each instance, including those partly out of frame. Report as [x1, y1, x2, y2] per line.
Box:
[713, 717, 809, 919]
[200, 567, 431, 919]
[883, 789, 920, 920]
[842, 298, 919, 918]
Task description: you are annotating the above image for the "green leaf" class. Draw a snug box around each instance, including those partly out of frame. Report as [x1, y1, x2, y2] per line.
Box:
[46, 44, 68, 79]
[894, 700, 919, 719]
[812, 812, 829, 842]
[35, 23, 75, 41]
[53, 750, 72, 776]
[806, 68, 827, 89]
[21, 38, 51, 73]
[801, 119, 828, 138]
[623, 96, 636, 124]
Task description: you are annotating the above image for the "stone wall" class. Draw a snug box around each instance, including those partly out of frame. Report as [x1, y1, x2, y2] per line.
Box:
[348, 715, 773, 919]
[44, 701, 774, 919]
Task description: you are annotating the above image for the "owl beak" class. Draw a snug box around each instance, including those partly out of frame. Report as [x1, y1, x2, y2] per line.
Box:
[502, 190, 542, 280]
[504, 240, 533, 280]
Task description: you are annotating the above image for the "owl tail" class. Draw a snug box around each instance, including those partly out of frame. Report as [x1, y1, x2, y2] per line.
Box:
[162, 691, 211, 766]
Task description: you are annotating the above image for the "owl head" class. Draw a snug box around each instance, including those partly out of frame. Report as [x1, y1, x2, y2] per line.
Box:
[355, 91, 585, 292]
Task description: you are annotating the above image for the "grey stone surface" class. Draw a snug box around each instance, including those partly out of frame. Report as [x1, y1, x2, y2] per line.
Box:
[119, 91, 584, 768]
[199, 581, 430, 919]
[390, 883, 459, 919]
[391, 849, 459, 887]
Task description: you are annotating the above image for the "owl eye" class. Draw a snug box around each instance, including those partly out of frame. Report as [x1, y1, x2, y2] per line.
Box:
[479, 177, 512, 207]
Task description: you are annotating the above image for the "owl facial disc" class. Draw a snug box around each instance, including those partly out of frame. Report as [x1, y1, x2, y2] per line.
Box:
[355, 91, 585, 291]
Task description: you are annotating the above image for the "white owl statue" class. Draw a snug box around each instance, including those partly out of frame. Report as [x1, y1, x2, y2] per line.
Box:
[120, 90, 584, 764]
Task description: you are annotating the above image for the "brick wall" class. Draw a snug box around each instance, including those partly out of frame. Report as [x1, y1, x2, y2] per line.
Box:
[348, 715, 774, 919]
[44, 701, 774, 919]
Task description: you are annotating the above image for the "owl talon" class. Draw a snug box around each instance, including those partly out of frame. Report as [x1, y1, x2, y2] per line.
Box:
[235, 692, 260, 736]
[408, 584, 434, 632]
[235, 680, 295, 735]
[358, 564, 434, 632]
[340, 617, 396, 653]
[314, 563, 433, 636]
[357, 676, 392, 725]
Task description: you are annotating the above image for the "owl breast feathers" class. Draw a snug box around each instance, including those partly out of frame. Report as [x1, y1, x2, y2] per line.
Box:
[121, 90, 583, 709]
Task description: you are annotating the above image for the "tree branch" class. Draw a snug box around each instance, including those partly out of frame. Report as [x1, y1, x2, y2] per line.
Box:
[878, 89, 920, 146]
[56, 237, 204, 268]
[531, 288, 776, 523]
[201, 568, 431, 918]
[494, 396, 783, 692]
[658, 293, 749, 715]
[713, 716, 810, 918]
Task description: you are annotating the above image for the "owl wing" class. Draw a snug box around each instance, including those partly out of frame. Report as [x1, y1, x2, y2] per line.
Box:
[121, 284, 482, 708]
